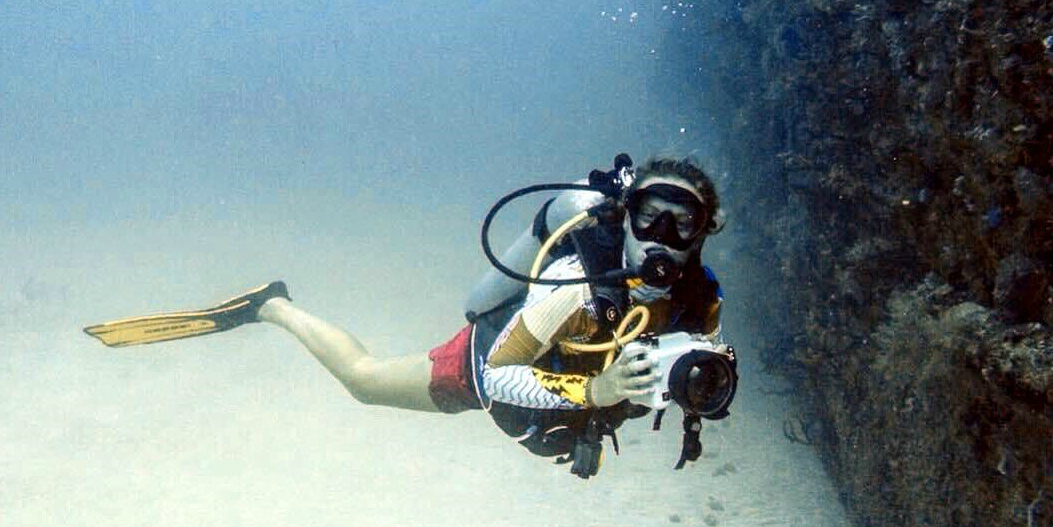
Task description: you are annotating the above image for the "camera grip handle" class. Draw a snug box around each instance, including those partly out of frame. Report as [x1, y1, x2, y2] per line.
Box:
[674, 414, 703, 470]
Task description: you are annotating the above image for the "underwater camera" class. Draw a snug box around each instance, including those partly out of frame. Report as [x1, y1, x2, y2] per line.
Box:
[626, 332, 738, 419]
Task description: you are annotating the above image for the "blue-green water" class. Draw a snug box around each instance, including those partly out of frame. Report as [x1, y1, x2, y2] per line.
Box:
[2, 2, 846, 525]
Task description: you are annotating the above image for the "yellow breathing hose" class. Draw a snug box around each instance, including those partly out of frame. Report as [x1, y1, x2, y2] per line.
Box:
[529, 209, 591, 280]
[590, 304, 651, 369]
[527, 206, 650, 358]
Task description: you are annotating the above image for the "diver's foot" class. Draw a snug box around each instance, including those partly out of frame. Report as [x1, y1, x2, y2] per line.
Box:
[257, 295, 291, 324]
[83, 280, 291, 348]
[221, 281, 291, 324]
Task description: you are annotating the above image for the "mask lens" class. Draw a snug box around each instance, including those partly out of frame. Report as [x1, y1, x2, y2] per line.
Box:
[632, 206, 658, 231]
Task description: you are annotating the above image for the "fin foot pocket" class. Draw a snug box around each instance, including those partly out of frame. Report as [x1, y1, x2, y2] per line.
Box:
[83, 281, 291, 348]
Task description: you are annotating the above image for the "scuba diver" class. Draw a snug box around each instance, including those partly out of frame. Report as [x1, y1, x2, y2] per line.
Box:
[84, 154, 737, 478]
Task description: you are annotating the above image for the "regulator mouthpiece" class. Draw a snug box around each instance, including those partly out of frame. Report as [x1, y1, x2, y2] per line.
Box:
[638, 249, 680, 287]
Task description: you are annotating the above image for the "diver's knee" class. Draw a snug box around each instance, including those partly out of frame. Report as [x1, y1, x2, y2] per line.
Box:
[337, 356, 387, 405]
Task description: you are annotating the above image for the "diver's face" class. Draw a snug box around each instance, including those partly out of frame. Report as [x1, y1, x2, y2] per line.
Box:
[631, 196, 701, 242]
[623, 177, 706, 269]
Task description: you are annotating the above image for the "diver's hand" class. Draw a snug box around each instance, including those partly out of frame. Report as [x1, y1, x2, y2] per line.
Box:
[587, 351, 660, 408]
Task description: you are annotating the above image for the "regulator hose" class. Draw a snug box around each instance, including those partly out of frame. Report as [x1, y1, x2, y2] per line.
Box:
[481, 181, 652, 355]
[563, 304, 651, 357]
[529, 209, 591, 281]
[481, 183, 622, 286]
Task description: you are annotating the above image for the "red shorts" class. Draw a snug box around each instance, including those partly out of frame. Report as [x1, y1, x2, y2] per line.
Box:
[427, 324, 482, 414]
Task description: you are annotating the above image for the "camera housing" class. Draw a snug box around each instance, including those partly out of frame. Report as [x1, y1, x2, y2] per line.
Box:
[625, 332, 738, 419]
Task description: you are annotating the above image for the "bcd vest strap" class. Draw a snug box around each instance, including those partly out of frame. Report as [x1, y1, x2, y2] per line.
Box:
[569, 225, 627, 333]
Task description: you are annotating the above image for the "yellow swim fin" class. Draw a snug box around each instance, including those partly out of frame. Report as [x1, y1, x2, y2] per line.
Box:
[83, 281, 290, 348]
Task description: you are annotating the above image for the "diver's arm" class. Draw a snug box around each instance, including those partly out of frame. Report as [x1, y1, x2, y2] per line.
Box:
[481, 320, 593, 410]
[698, 265, 725, 343]
[483, 363, 587, 409]
[701, 299, 723, 343]
[464, 181, 603, 318]
[481, 284, 597, 409]
[482, 313, 589, 409]
[482, 328, 658, 410]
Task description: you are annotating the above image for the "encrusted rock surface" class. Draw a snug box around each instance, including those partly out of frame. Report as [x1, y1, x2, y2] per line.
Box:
[675, 0, 1053, 524]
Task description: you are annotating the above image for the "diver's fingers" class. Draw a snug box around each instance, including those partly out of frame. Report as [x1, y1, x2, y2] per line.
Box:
[624, 355, 657, 374]
[621, 386, 656, 398]
[626, 371, 661, 389]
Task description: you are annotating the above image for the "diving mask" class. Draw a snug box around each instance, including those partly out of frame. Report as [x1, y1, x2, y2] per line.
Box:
[625, 183, 708, 251]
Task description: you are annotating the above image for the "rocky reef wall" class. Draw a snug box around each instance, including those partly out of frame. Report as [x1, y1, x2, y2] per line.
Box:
[678, 1, 1053, 524]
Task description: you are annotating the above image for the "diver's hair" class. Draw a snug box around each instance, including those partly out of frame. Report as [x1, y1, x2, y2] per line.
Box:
[628, 156, 724, 235]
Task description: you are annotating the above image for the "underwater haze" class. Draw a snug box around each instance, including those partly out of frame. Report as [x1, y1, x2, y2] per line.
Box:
[2, 2, 846, 526]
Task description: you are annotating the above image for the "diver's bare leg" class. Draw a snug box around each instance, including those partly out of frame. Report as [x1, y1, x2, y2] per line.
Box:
[258, 298, 441, 412]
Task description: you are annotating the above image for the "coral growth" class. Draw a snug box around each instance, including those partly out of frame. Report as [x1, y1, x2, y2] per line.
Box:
[829, 279, 1053, 524]
[670, 0, 1053, 524]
